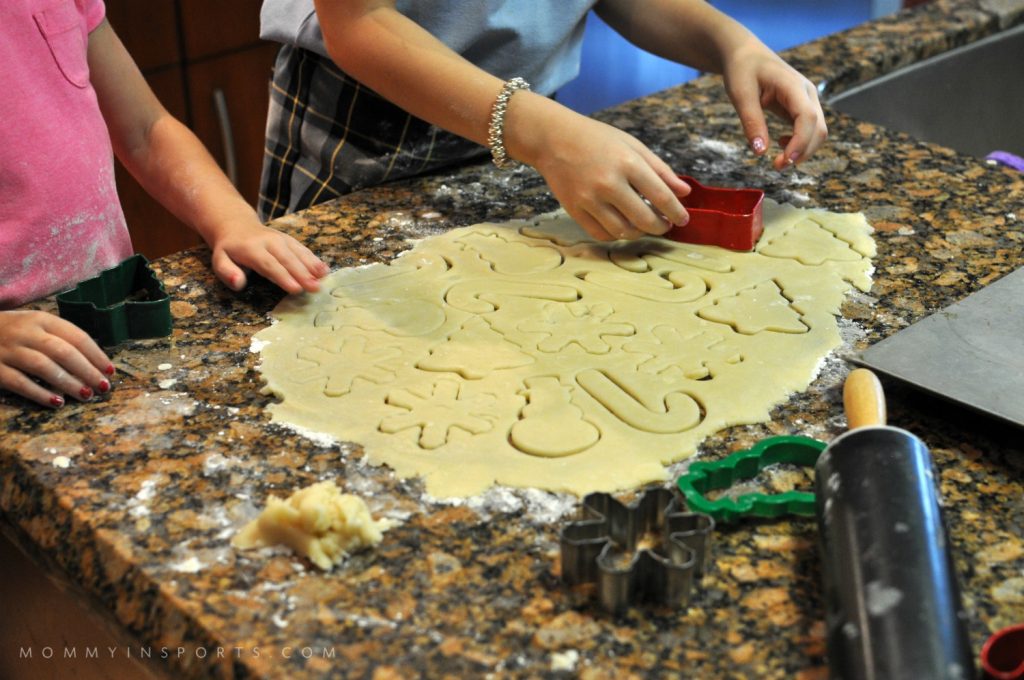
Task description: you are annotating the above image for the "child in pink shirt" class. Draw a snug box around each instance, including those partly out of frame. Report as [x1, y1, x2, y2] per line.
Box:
[0, 0, 328, 408]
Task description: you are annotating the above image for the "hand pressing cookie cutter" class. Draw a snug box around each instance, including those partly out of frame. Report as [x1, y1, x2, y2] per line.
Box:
[560, 488, 714, 613]
[666, 175, 765, 251]
[56, 254, 172, 347]
[676, 435, 826, 523]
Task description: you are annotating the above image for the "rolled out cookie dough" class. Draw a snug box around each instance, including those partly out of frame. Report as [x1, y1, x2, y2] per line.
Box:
[233, 481, 394, 570]
[255, 200, 875, 497]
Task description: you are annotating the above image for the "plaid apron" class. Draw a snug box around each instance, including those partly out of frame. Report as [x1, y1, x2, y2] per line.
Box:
[259, 44, 487, 221]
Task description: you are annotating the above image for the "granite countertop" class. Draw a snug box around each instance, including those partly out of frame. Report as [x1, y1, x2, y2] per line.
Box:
[3, 1, 1024, 678]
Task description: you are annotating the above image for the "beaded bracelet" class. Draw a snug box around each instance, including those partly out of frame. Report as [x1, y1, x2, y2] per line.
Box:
[487, 77, 531, 169]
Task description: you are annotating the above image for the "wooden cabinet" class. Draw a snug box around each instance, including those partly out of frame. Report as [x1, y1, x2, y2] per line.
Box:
[186, 44, 280, 220]
[105, 1, 277, 260]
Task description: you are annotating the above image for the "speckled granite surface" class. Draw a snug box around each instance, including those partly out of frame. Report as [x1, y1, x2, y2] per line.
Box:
[3, 1, 1024, 678]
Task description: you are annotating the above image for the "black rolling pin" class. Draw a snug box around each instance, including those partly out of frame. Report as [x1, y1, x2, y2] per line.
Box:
[814, 368, 975, 679]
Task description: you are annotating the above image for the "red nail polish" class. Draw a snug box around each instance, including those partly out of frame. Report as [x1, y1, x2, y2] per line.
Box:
[105, 364, 115, 376]
[98, 379, 110, 393]
[49, 395, 64, 407]
[80, 386, 93, 400]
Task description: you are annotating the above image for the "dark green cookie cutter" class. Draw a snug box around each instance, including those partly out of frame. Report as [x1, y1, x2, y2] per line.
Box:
[676, 435, 826, 523]
[56, 254, 172, 347]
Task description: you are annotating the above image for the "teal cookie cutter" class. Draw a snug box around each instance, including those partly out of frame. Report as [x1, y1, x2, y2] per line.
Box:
[676, 435, 826, 523]
[56, 254, 172, 347]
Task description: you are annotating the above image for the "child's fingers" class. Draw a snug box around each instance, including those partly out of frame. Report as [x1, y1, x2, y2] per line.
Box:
[587, 200, 646, 241]
[5, 347, 93, 402]
[629, 169, 689, 231]
[771, 81, 827, 168]
[280, 241, 325, 292]
[570, 208, 616, 242]
[288, 240, 330, 281]
[0, 364, 63, 408]
[251, 249, 304, 295]
[727, 78, 771, 156]
[37, 339, 109, 399]
[44, 315, 115, 384]
[212, 250, 248, 291]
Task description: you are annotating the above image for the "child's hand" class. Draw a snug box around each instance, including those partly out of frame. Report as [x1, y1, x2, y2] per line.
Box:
[207, 221, 329, 294]
[0, 311, 115, 408]
[721, 45, 828, 169]
[509, 96, 691, 242]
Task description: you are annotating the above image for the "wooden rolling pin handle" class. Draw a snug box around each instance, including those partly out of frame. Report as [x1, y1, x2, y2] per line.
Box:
[843, 368, 887, 430]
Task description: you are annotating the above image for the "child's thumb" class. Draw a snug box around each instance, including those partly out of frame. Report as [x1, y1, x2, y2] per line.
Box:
[213, 250, 247, 291]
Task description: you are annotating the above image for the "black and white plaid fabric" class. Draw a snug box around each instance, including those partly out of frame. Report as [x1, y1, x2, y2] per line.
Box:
[259, 44, 488, 221]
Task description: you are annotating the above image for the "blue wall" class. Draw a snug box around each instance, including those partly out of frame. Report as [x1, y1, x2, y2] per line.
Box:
[558, 1, 873, 114]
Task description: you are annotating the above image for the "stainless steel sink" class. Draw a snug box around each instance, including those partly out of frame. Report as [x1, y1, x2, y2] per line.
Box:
[827, 23, 1024, 158]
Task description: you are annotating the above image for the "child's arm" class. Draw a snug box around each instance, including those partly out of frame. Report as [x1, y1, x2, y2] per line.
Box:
[312, 0, 692, 242]
[0, 311, 113, 408]
[595, 0, 827, 169]
[86, 20, 328, 294]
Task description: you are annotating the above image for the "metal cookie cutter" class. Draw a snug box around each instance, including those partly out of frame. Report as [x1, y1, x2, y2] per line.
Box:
[665, 175, 766, 251]
[57, 254, 172, 347]
[560, 488, 714, 613]
[676, 435, 826, 524]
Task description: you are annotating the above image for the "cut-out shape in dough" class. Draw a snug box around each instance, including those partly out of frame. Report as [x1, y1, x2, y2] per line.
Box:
[315, 300, 446, 337]
[255, 201, 875, 497]
[580, 269, 708, 303]
[576, 369, 702, 434]
[417, 317, 534, 379]
[381, 380, 499, 449]
[445, 280, 579, 314]
[759, 218, 863, 265]
[293, 337, 401, 396]
[510, 376, 600, 457]
[455, 230, 563, 274]
[625, 328, 741, 379]
[519, 301, 635, 353]
[608, 244, 734, 274]
[698, 280, 809, 334]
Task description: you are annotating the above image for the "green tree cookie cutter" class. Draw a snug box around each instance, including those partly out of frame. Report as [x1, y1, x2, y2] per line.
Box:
[676, 435, 826, 523]
[56, 254, 172, 347]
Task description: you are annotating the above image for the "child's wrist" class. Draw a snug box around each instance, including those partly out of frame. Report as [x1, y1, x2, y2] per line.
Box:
[487, 78, 531, 168]
[502, 91, 568, 170]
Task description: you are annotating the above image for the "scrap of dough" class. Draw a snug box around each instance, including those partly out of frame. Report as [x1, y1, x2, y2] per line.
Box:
[233, 481, 394, 570]
[255, 200, 875, 497]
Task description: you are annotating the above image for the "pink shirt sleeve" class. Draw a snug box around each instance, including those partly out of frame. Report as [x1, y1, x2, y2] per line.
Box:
[81, 0, 105, 32]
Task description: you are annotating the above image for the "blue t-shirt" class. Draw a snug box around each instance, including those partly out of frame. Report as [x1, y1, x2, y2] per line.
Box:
[259, 0, 597, 96]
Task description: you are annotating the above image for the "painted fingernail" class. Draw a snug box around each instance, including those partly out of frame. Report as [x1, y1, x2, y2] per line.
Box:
[788, 151, 801, 164]
[80, 386, 93, 400]
[752, 137, 766, 154]
[49, 395, 64, 408]
[98, 379, 111, 393]
[105, 364, 115, 376]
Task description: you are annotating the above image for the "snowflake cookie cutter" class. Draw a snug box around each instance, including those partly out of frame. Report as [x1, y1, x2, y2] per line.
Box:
[560, 488, 714, 613]
[676, 435, 826, 524]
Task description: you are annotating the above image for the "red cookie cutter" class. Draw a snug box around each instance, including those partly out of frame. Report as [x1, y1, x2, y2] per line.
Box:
[665, 176, 765, 251]
[982, 623, 1024, 680]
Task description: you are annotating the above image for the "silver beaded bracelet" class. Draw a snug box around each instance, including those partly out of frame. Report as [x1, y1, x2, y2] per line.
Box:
[487, 77, 531, 169]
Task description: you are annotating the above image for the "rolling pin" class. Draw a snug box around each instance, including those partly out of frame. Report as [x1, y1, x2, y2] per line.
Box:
[814, 368, 975, 679]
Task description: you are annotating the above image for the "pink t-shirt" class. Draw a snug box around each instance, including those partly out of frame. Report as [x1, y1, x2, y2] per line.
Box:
[0, 0, 133, 309]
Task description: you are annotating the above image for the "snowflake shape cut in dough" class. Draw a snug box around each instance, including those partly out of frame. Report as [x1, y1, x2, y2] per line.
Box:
[380, 380, 500, 449]
[518, 301, 635, 354]
[292, 337, 402, 396]
[624, 327, 742, 379]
